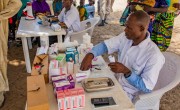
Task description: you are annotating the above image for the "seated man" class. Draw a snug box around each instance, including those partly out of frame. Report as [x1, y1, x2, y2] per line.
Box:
[80, 10, 165, 102]
[58, 0, 80, 41]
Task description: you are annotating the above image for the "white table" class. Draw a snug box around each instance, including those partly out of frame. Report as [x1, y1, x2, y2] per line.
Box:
[16, 17, 66, 73]
[26, 56, 135, 110]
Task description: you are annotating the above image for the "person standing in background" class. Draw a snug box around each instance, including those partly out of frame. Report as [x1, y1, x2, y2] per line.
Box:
[0, 0, 22, 107]
[85, 0, 95, 19]
[77, 0, 88, 21]
[111, 0, 114, 12]
[8, 0, 29, 42]
[150, 1, 180, 51]
[98, 0, 111, 26]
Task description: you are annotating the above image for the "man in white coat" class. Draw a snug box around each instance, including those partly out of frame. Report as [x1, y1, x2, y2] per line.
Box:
[80, 10, 165, 102]
[0, 0, 22, 107]
[58, 0, 80, 41]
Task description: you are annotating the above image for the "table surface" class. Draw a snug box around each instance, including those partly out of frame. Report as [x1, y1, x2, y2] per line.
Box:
[16, 17, 66, 38]
[46, 56, 135, 110]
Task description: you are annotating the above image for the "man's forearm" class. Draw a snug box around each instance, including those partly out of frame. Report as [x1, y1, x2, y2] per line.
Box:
[126, 71, 151, 93]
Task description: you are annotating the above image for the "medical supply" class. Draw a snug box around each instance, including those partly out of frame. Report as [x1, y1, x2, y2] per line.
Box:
[57, 88, 85, 110]
[23, 2, 35, 20]
[108, 55, 115, 62]
[51, 24, 61, 32]
[67, 62, 74, 74]
[36, 46, 49, 55]
[51, 75, 66, 82]
[76, 69, 91, 82]
[53, 41, 79, 52]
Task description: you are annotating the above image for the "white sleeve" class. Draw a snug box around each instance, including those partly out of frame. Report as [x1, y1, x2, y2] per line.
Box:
[58, 9, 64, 22]
[141, 53, 165, 90]
[104, 32, 125, 54]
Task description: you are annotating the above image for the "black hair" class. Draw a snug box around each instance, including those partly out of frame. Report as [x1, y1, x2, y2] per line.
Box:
[130, 10, 150, 27]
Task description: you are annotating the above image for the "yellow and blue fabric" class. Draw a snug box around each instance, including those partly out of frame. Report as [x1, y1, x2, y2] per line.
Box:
[77, 6, 88, 21]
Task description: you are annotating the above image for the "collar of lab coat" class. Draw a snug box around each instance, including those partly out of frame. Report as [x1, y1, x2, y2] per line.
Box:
[137, 32, 151, 49]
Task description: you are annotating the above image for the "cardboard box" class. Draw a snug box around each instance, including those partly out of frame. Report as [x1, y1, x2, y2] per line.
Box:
[27, 75, 49, 110]
[31, 54, 49, 83]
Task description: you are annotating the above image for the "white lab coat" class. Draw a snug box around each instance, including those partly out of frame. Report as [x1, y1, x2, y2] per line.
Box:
[58, 4, 80, 33]
[104, 32, 165, 100]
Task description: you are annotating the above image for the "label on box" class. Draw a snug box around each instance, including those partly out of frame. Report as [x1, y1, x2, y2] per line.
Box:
[67, 62, 74, 74]
[78, 89, 85, 108]
[49, 60, 59, 69]
[60, 67, 67, 75]
[64, 90, 72, 109]
[57, 91, 65, 110]
[66, 51, 75, 62]
[54, 81, 70, 88]
[71, 90, 78, 108]
[52, 75, 66, 82]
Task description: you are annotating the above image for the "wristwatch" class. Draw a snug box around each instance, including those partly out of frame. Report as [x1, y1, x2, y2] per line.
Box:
[124, 71, 132, 78]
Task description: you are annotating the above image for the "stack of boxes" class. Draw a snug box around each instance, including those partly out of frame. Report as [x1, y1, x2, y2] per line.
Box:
[48, 45, 86, 110]
[57, 88, 85, 110]
[51, 75, 75, 93]
[27, 39, 90, 109]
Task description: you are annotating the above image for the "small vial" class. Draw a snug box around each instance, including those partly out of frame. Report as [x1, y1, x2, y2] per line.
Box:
[108, 55, 115, 62]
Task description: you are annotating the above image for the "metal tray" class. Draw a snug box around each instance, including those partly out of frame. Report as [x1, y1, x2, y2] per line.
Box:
[81, 77, 115, 92]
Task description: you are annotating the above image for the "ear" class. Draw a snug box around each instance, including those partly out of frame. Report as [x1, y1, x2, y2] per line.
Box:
[140, 25, 145, 32]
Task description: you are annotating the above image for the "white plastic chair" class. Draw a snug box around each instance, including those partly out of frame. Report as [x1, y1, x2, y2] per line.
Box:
[68, 17, 100, 44]
[135, 52, 180, 110]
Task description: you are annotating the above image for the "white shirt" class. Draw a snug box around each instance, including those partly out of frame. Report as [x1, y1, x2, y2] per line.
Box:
[104, 32, 165, 99]
[58, 4, 80, 33]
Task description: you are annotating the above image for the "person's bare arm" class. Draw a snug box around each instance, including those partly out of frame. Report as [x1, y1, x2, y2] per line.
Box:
[144, 6, 168, 13]
[173, 3, 180, 10]
[58, 22, 68, 28]
[80, 53, 94, 71]
[108, 62, 130, 74]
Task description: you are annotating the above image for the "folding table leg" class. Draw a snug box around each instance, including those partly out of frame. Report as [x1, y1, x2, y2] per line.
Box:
[27, 37, 32, 49]
[21, 37, 31, 73]
[57, 35, 63, 43]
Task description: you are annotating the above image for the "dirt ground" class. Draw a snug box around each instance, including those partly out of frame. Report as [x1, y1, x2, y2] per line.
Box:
[1, 11, 180, 110]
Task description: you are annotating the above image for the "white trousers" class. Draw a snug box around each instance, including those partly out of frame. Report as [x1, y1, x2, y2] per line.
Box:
[98, 0, 111, 20]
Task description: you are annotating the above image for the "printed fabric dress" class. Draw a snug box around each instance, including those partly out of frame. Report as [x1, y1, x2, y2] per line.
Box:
[150, 0, 176, 51]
